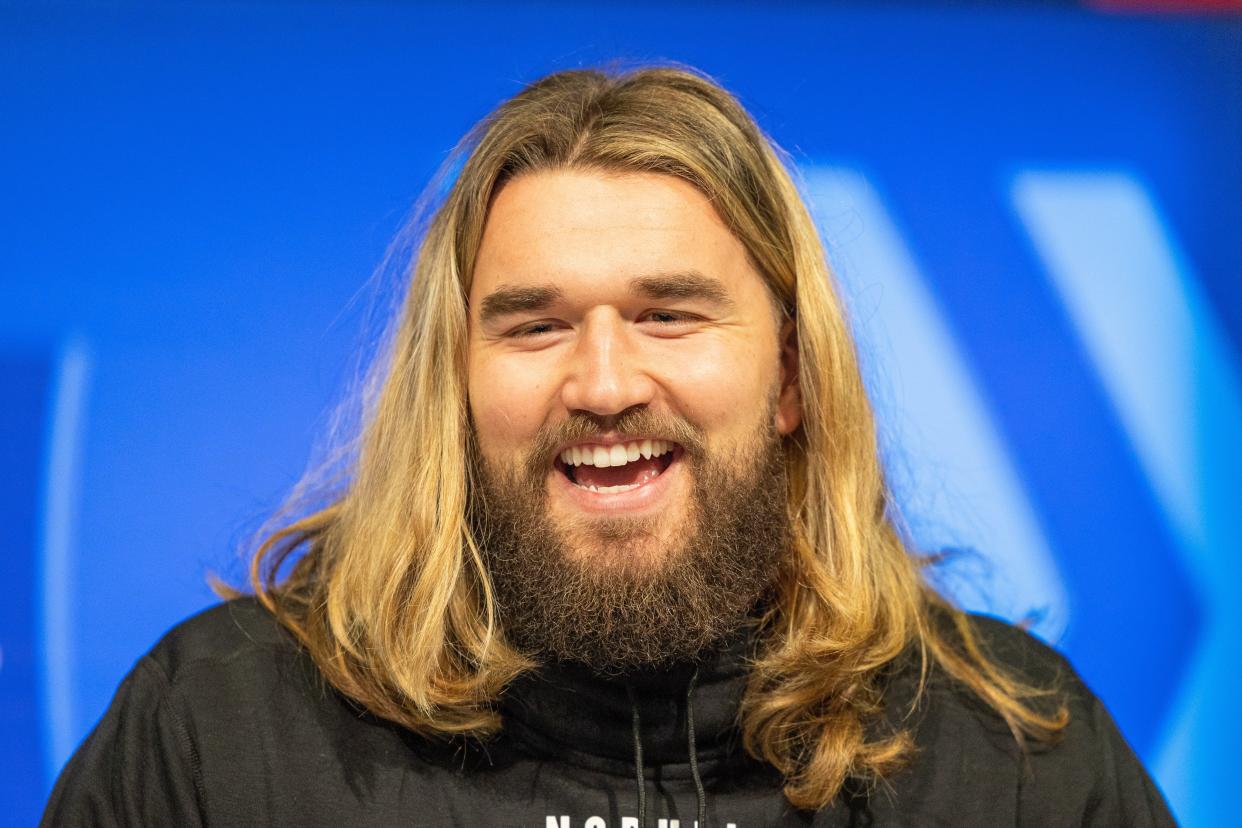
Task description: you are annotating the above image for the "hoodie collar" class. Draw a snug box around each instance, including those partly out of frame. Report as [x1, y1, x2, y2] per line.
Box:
[499, 627, 756, 772]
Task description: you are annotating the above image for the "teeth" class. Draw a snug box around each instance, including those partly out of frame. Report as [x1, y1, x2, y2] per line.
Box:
[559, 439, 675, 468]
[586, 482, 641, 493]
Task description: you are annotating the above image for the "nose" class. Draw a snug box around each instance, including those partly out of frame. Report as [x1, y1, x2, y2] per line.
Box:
[559, 310, 657, 417]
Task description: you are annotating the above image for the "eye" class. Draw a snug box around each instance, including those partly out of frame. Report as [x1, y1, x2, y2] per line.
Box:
[509, 321, 556, 337]
[641, 310, 697, 325]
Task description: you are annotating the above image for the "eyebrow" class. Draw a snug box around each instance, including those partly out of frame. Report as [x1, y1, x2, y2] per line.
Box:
[629, 271, 734, 308]
[478, 284, 565, 324]
[476, 270, 734, 324]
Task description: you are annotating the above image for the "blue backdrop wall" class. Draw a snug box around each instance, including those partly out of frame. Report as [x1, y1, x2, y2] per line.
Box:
[3, 2, 1239, 825]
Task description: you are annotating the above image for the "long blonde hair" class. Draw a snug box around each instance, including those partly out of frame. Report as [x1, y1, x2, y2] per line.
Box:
[244, 65, 1067, 809]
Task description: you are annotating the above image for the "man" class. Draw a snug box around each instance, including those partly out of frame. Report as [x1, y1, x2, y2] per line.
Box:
[43, 66, 1175, 826]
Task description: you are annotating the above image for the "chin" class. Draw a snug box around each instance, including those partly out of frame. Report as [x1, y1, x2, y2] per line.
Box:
[559, 518, 686, 574]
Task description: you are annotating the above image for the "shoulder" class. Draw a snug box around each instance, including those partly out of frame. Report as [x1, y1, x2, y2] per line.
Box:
[138, 598, 394, 775]
[957, 612, 1079, 694]
[141, 596, 301, 683]
[887, 608, 1083, 727]
[917, 609, 1102, 745]
[881, 609, 1081, 755]
[951, 613, 1105, 756]
[885, 610, 1176, 826]
[42, 598, 294, 826]
[130, 596, 338, 744]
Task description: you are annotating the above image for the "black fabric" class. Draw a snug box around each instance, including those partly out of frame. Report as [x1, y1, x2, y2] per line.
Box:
[42, 598, 1178, 827]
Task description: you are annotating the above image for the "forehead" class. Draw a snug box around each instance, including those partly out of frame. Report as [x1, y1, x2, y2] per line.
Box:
[469, 169, 767, 306]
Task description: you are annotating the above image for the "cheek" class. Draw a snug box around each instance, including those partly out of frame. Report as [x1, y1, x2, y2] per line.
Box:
[657, 339, 776, 434]
[468, 355, 556, 457]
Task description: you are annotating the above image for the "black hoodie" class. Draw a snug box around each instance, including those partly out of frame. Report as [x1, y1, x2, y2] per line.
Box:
[41, 599, 1176, 826]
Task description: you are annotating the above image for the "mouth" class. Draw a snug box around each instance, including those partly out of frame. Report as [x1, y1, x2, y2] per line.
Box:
[553, 438, 681, 494]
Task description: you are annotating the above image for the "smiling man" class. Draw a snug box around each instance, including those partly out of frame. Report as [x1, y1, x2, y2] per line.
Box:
[470, 170, 796, 671]
[43, 67, 1175, 827]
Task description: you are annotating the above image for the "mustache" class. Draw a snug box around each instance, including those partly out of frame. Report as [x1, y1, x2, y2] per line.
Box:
[522, 407, 706, 480]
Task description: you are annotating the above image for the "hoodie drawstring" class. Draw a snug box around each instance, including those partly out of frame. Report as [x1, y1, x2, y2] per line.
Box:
[627, 672, 708, 828]
[686, 667, 707, 828]
[626, 684, 647, 826]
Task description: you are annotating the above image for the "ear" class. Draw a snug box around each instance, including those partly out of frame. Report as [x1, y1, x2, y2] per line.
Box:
[774, 317, 802, 436]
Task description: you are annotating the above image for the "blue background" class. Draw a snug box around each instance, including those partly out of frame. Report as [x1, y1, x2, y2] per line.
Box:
[3, 1, 1239, 825]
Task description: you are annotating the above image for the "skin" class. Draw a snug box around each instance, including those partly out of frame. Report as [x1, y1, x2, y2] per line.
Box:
[467, 169, 801, 566]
